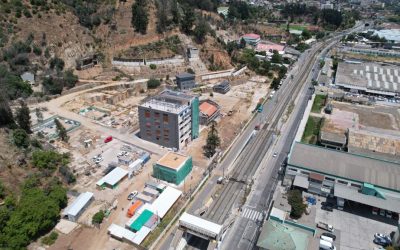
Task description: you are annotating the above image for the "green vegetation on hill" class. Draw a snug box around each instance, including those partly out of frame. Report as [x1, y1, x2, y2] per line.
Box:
[0, 177, 67, 249]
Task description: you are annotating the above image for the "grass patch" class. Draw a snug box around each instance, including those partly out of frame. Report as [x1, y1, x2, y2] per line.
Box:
[301, 116, 324, 144]
[280, 24, 308, 31]
[41, 231, 58, 246]
[311, 94, 327, 113]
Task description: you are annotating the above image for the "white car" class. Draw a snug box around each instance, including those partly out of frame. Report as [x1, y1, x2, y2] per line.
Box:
[273, 152, 278, 158]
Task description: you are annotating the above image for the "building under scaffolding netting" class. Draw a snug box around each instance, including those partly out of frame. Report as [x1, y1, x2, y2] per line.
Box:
[153, 152, 193, 185]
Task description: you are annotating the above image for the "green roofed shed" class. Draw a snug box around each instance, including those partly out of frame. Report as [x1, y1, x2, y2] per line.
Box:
[130, 209, 153, 232]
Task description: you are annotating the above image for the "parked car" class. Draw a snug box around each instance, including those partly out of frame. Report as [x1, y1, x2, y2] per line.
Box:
[372, 207, 379, 215]
[386, 211, 393, 219]
[104, 136, 113, 143]
[322, 205, 333, 212]
[322, 232, 336, 241]
[375, 233, 391, 242]
[373, 237, 390, 247]
[273, 152, 278, 158]
[127, 191, 138, 200]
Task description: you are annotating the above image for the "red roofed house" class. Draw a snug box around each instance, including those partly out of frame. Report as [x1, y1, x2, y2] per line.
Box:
[199, 100, 220, 125]
[239, 33, 261, 46]
[255, 42, 286, 55]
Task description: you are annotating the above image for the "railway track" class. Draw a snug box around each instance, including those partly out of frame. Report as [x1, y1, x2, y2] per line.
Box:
[204, 40, 328, 224]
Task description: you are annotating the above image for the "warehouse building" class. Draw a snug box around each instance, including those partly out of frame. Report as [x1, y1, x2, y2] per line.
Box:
[138, 90, 199, 150]
[153, 152, 193, 185]
[335, 61, 400, 97]
[285, 142, 400, 214]
[96, 167, 128, 189]
[62, 192, 94, 222]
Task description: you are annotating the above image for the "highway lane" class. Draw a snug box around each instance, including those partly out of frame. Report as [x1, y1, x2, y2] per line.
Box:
[220, 23, 366, 250]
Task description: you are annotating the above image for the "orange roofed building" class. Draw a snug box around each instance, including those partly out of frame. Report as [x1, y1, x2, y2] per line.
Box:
[199, 100, 220, 125]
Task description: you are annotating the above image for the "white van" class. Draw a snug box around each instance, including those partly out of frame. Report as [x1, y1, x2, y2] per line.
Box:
[321, 235, 334, 243]
[320, 239, 336, 250]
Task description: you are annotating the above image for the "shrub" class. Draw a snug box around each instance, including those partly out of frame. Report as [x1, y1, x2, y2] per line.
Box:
[41, 231, 58, 245]
[32, 150, 69, 170]
[147, 78, 161, 89]
[92, 210, 105, 224]
[12, 129, 30, 148]
[149, 64, 157, 70]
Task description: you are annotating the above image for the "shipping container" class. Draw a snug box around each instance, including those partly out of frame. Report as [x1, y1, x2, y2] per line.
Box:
[127, 200, 143, 218]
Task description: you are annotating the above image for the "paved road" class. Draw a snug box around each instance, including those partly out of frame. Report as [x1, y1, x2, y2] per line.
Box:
[220, 23, 367, 250]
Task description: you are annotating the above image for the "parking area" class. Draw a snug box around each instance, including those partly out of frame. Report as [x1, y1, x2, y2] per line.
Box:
[315, 199, 397, 250]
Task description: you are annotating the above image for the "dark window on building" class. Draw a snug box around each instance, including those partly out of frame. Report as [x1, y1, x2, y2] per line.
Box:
[351, 183, 361, 188]
[325, 177, 335, 182]
[337, 180, 348, 185]
[163, 114, 169, 123]
[300, 171, 309, 175]
[154, 112, 160, 118]
[145, 111, 151, 118]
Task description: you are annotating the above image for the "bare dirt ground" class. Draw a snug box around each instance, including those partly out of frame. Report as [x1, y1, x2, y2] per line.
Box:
[332, 101, 400, 131]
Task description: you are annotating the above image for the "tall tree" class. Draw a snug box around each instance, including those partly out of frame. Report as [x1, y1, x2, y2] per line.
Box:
[193, 19, 209, 44]
[131, 0, 149, 34]
[35, 108, 43, 123]
[54, 119, 68, 142]
[181, 7, 195, 34]
[156, 0, 168, 33]
[203, 121, 220, 158]
[16, 100, 32, 134]
[0, 94, 14, 127]
[171, 0, 180, 25]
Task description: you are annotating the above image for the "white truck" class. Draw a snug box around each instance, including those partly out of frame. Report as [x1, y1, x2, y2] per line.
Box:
[317, 222, 334, 232]
[320, 239, 336, 250]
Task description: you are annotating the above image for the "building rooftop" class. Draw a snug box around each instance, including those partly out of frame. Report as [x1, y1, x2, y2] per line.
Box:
[288, 142, 400, 191]
[96, 167, 128, 187]
[199, 101, 218, 117]
[241, 33, 261, 39]
[176, 72, 195, 79]
[63, 192, 93, 217]
[255, 42, 285, 53]
[140, 90, 195, 114]
[256, 220, 311, 250]
[335, 62, 400, 94]
[334, 184, 400, 213]
[348, 128, 400, 163]
[157, 152, 190, 170]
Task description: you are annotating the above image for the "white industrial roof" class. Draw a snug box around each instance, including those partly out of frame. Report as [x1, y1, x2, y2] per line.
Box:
[132, 226, 151, 245]
[179, 212, 223, 238]
[151, 186, 182, 218]
[63, 192, 93, 217]
[96, 167, 128, 186]
[270, 207, 286, 222]
[108, 223, 136, 243]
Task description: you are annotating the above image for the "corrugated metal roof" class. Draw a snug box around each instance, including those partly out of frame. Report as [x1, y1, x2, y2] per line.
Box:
[151, 186, 182, 218]
[289, 143, 400, 191]
[108, 223, 136, 242]
[132, 226, 151, 245]
[96, 167, 128, 186]
[63, 192, 93, 217]
[179, 212, 223, 238]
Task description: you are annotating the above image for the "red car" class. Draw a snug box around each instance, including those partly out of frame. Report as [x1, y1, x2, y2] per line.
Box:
[104, 136, 113, 143]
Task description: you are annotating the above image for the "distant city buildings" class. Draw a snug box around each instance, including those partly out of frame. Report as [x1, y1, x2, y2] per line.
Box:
[138, 90, 199, 150]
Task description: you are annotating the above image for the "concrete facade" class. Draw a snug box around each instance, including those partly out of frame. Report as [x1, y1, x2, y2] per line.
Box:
[138, 90, 199, 150]
[176, 73, 196, 90]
